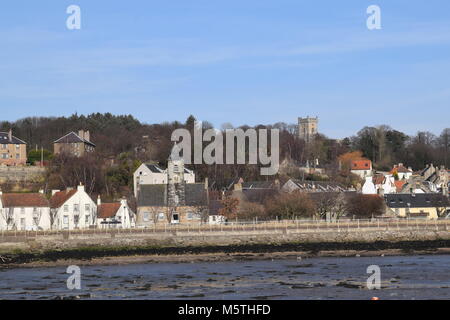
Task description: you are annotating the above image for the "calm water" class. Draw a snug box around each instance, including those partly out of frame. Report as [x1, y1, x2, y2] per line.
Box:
[1, 255, 449, 300]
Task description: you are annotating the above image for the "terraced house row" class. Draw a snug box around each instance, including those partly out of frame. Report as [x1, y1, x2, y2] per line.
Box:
[0, 185, 135, 231]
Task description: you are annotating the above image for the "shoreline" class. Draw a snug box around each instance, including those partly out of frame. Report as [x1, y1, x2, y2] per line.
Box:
[2, 243, 450, 269]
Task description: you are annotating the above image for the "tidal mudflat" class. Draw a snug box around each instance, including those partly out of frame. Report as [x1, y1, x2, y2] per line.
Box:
[0, 254, 449, 300]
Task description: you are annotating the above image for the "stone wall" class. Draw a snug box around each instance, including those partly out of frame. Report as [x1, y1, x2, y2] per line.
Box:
[0, 166, 45, 183]
[1, 227, 449, 253]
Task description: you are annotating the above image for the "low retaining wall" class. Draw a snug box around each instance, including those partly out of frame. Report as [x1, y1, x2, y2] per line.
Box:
[0, 166, 45, 182]
[1, 228, 450, 253]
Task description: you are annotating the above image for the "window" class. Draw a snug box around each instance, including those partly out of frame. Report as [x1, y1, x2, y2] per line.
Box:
[187, 212, 193, 220]
[21, 208, 25, 214]
[1, 154, 7, 159]
[63, 205, 68, 212]
[85, 204, 90, 212]
[16, 154, 20, 159]
[1, 144, 6, 149]
[158, 213, 165, 220]
[20, 218, 26, 230]
[15, 144, 20, 150]
[74, 204, 79, 212]
[74, 215, 79, 225]
[85, 215, 89, 224]
[63, 215, 69, 225]
[143, 212, 150, 222]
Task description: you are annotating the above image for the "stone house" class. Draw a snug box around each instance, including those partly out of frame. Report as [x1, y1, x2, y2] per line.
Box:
[136, 148, 207, 226]
[0, 130, 27, 166]
[97, 198, 136, 229]
[0, 191, 51, 231]
[49, 185, 97, 230]
[137, 183, 207, 226]
[54, 130, 96, 157]
[400, 164, 449, 195]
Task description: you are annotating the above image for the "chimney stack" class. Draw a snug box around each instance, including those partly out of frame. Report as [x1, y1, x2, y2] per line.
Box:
[97, 195, 101, 206]
[78, 130, 85, 140]
[77, 183, 85, 192]
[8, 129, 12, 142]
[85, 130, 90, 142]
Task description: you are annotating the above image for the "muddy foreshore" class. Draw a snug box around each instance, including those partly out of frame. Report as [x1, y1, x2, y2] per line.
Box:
[2, 239, 450, 268]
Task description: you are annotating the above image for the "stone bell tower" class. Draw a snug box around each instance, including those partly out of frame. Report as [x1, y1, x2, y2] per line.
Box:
[298, 116, 318, 143]
[167, 143, 186, 207]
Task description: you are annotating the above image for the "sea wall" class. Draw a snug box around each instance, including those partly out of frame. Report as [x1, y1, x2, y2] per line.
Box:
[1, 228, 450, 253]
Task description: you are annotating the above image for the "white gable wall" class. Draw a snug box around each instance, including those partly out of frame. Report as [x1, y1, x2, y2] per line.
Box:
[97, 199, 136, 229]
[54, 185, 97, 230]
[0, 206, 51, 231]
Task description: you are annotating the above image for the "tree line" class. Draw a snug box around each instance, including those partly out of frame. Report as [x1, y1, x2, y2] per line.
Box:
[1, 113, 449, 200]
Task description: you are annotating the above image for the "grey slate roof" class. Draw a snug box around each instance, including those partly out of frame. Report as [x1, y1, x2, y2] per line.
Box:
[0, 132, 26, 144]
[385, 193, 450, 208]
[144, 164, 164, 173]
[285, 179, 347, 192]
[138, 183, 207, 207]
[54, 132, 96, 147]
[138, 184, 167, 206]
[185, 183, 207, 206]
[242, 188, 279, 204]
[242, 181, 276, 189]
[143, 163, 192, 174]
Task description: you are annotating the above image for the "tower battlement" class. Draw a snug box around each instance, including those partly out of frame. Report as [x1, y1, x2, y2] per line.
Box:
[298, 116, 318, 143]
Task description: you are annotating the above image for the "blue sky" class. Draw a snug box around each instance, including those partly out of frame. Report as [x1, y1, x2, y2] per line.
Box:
[1, 0, 450, 138]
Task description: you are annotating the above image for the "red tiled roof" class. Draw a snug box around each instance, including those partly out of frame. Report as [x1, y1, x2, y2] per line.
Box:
[372, 174, 385, 185]
[351, 159, 372, 170]
[49, 189, 77, 209]
[1, 193, 49, 207]
[391, 165, 411, 174]
[98, 203, 121, 219]
[394, 180, 406, 192]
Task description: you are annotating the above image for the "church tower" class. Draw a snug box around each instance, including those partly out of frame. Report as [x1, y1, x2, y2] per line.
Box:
[167, 143, 186, 207]
[298, 116, 318, 143]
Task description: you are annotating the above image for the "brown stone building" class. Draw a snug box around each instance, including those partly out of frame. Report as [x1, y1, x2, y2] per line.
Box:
[0, 130, 27, 166]
[136, 149, 208, 226]
[53, 130, 96, 157]
[136, 183, 208, 226]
